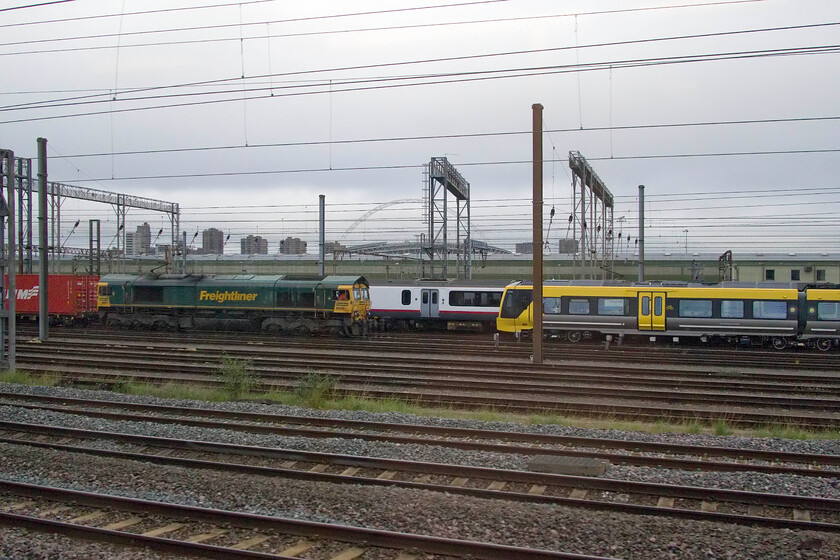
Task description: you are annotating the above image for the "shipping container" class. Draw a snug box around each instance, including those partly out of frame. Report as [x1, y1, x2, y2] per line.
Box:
[5, 274, 99, 321]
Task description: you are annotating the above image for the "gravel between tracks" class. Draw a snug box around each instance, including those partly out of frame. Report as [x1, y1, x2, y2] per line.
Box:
[1, 382, 838, 559]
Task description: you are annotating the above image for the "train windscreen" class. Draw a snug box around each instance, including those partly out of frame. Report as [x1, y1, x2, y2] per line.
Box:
[500, 288, 533, 318]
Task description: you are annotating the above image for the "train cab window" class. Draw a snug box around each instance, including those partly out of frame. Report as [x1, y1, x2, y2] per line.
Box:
[361, 288, 370, 301]
[598, 298, 627, 316]
[500, 289, 533, 318]
[817, 302, 840, 320]
[543, 297, 562, 314]
[98, 285, 114, 296]
[568, 298, 590, 315]
[753, 301, 788, 319]
[679, 300, 712, 318]
[335, 290, 350, 301]
[720, 300, 745, 318]
[401, 290, 411, 305]
[353, 288, 361, 300]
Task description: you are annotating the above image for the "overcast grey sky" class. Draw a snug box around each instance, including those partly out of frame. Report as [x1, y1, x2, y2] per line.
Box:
[1, 0, 838, 255]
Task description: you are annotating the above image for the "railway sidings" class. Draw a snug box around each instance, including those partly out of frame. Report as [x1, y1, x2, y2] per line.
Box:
[1, 384, 838, 559]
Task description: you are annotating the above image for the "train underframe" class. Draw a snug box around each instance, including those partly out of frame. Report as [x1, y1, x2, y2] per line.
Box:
[102, 309, 367, 337]
[508, 328, 837, 351]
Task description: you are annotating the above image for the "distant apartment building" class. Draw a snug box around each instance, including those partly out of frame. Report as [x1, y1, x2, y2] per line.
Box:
[202, 228, 225, 255]
[124, 223, 153, 256]
[279, 236, 307, 255]
[324, 241, 346, 254]
[241, 235, 269, 255]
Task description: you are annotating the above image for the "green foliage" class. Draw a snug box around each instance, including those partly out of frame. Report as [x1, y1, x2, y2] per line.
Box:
[217, 355, 255, 400]
[712, 419, 733, 436]
[0, 370, 60, 386]
[294, 372, 338, 408]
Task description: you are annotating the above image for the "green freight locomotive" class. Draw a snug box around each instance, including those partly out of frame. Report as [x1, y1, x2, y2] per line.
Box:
[97, 274, 369, 336]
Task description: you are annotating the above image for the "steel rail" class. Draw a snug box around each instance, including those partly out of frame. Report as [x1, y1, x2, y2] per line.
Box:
[3, 390, 839, 467]
[17, 345, 840, 411]
[3, 421, 840, 526]
[1, 399, 837, 477]
[0, 480, 609, 560]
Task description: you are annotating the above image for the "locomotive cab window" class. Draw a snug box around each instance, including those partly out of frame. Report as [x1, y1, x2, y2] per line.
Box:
[353, 288, 361, 300]
[401, 290, 411, 305]
[817, 302, 840, 320]
[753, 301, 788, 319]
[98, 285, 114, 296]
[679, 300, 712, 318]
[334, 290, 350, 301]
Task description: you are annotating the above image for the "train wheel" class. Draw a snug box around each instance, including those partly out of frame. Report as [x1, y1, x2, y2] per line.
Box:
[771, 337, 787, 350]
[817, 338, 832, 352]
[567, 330, 582, 343]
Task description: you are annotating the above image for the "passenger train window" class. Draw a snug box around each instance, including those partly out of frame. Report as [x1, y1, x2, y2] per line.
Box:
[432, 292, 438, 304]
[401, 290, 411, 305]
[641, 296, 649, 316]
[568, 298, 590, 315]
[679, 300, 712, 318]
[720, 300, 745, 318]
[818, 302, 840, 320]
[422, 292, 428, 304]
[654, 297, 662, 316]
[753, 301, 788, 319]
[543, 297, 562, 314]
[598, 298, 627, 316]
[500, 289, 533, 318]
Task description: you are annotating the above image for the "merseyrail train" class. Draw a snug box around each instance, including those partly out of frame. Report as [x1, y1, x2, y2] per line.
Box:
[368, 279, 509, 331]
[497, 280, 840, 351]
[97, 273, 370, 336]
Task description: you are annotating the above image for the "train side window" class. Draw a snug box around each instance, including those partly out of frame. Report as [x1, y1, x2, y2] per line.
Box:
[98, 285, 113, 296]
[134, 286, 163, 303]
[277, 291, 293, 306]
[790, 270, 801, 281]
[765, 269, 775, 281]
[298, 292, 315, 307]
[817, 270, 826, 282]
[598, 298, 627, 316]
[753, 301, 788, 319]
[817, 302, 840, 320]
[568, 298, 590, 315]
[422, 292, 429, 305]
[487, 292, 503, 307]
[679, 300, 712, 318]
[720, 300, 744, 318]
[401, 290, 411, 305]
[654, 297, 662, 316]
[432, 292, 438, 304]
[641, 296, 649, 315]
[543, 297, 562, 314]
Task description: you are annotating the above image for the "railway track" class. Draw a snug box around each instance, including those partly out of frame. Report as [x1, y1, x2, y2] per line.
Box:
[3, 420, 840, 535]
[2, 386, 838, 559]
[14, 333, 840, 429]
[2, 391, 838, 478]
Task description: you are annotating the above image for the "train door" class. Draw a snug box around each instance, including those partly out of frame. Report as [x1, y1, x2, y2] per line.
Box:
[638, 291, 666, 331]
[421, 289, 439, 318]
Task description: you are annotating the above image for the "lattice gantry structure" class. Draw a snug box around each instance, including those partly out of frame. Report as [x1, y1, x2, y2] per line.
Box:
[423, 157, 471, 279]
[4, 155, 179, 275]
[0, 150, 17, 370]
[568, 151, 614, 279]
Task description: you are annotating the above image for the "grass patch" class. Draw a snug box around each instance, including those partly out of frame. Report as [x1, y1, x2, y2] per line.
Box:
[217, 355, 255, 400]
[0, 369, 60, 387]
[115, 381, 230, 402]
[294, 372, 338, 408]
